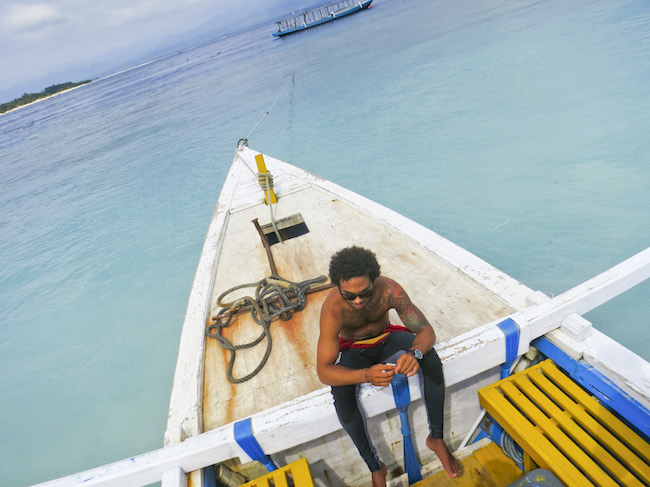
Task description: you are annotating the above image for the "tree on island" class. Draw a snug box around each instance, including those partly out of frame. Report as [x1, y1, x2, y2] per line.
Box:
[0, 80, 92, 114]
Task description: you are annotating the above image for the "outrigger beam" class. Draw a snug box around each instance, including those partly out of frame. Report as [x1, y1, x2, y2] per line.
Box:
[440, 246, 650, 387]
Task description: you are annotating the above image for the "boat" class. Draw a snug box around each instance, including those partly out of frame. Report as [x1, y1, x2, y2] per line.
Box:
[271, 0, 373, 37]
[34, 142, 650, 487]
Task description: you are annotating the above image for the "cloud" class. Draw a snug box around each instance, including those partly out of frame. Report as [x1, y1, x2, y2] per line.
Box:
[0, 0, 305, 101]
[4, 3, 65, 33]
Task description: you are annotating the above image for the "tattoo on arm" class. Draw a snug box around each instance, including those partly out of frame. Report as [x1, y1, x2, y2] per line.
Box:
[387, 281, 427, 332]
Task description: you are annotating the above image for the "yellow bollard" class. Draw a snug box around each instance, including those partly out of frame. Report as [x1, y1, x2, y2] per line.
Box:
[255, 154, 277, 205]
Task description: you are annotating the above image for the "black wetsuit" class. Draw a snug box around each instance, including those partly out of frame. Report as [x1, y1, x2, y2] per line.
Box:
[331, 330, 445, 473]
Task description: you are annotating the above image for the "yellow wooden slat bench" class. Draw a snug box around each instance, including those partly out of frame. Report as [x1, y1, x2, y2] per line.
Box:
[241, 457, 315, 487]
[478, 359, 650, 487]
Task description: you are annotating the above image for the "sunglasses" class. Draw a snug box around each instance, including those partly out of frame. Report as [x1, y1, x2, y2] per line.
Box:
[340, 286, 374, 301]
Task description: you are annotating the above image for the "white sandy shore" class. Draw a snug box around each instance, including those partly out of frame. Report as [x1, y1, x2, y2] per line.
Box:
[1, 82, 91, 115]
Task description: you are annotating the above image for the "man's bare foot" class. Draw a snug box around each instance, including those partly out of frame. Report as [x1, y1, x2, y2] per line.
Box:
[426, 435, 462, 478]
[371, 463, 388, 487]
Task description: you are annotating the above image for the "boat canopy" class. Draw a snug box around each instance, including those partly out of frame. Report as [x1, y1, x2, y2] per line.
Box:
[275, 1, 369, 35]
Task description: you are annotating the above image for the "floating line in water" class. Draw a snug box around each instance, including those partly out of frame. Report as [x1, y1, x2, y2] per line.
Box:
[493, 218, 511, 231]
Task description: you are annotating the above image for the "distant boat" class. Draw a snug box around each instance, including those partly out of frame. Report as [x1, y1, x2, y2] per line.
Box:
[272, 0, 373, 37]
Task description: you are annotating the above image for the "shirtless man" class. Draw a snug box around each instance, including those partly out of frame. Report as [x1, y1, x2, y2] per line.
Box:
[317, 246, 461, 486]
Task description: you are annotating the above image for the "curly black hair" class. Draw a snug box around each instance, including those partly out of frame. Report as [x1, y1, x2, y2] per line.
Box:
[328, 246, 381, 287]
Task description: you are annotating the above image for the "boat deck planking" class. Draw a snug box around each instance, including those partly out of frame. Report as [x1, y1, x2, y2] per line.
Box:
[415, 441, 522, 487]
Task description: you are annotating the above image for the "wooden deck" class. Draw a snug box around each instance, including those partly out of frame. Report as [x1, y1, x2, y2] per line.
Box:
[416, 442, 522, 487]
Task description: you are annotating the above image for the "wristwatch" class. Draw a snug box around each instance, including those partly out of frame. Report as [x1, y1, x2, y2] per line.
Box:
[408, 348, 423, 360]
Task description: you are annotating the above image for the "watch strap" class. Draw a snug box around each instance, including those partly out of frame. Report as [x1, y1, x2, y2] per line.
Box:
[408, 348, 423, 360]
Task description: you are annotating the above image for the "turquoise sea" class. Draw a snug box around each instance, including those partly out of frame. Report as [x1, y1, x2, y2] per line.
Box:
[1, 0, 649, 485]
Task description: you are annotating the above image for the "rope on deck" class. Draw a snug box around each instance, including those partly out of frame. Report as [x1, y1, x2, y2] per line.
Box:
[206, 274, 327, 383]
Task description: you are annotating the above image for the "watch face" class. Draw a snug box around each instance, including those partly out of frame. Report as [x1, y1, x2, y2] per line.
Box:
[410, 349, 423, 360]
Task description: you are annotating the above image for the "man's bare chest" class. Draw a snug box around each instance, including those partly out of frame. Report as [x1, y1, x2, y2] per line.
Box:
[340, 305, 389, 338]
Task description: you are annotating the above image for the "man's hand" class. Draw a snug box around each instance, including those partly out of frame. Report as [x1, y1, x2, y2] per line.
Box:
[364, 363, 396, 386]
[395, 352, 419, 377]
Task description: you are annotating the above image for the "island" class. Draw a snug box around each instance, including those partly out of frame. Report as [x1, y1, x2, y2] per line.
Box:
[1, 80, 92, 114]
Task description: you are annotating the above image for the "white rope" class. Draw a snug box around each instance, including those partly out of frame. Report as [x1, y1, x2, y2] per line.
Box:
[234, 150, 257, 176]
[245, 72, 294, 141]
[232, 151, 281, 243]
[235, 73, 294, 245]
[261, 173, 282, 243]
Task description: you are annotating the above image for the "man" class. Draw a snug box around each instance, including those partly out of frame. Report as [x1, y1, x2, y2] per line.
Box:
[317, 246, 461, 487]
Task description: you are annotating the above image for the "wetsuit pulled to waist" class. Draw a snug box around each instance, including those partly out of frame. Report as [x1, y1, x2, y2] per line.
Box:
[338, 323, 409, 351]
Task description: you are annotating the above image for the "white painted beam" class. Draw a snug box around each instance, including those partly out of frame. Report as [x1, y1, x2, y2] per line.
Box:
[440, 247, 650, 386]
[161, 467, 187, 487]
[33, 425, 239, 487]
[521, 246, 650, 342]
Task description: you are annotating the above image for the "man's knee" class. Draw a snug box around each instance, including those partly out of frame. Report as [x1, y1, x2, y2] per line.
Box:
[421, 350, 444, 383]
[331, 385, 358, 424]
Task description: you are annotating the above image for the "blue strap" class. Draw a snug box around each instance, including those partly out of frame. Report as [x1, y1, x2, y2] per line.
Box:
[234, 418, 277, 472]
[497, 318, 520, 378]
[391, 374, 423, 484]
[391, 373, 411, 413]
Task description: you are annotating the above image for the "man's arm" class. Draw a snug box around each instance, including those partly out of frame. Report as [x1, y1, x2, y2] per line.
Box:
[386, 279, 436, 375]
[317, 302, 395, 386]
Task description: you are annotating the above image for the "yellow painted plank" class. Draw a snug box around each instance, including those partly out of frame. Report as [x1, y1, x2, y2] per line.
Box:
[241, 458, 314, 487]
[527, 368, 650, 485]
[424, 455, 497, 487]
[288, 458, 315, 487]
[500, 380, 617, 487]
[528, 368, 623, 444]
[480, 360, 650, 487]
[515, 375, 645, 487]
[255, 154, 277, 205]
[415, 442, 522, 487]
[541, 361, 650, 464]
[472, 441, 522, 486]
[523, 452, 537, 473]
[478, 386, 590, 487]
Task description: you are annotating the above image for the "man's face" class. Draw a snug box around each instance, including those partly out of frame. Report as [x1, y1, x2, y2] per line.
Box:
[339, 276, 374, 310]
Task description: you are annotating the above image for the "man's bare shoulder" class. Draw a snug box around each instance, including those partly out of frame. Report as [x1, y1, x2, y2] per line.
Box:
[376, 276, 403, 299]
[321, 285, 342, 312]
[380, 277, 416, 310]
[320, 286, 344, 325]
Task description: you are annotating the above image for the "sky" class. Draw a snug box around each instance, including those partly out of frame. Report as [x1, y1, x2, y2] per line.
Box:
[1, 0, 308, 103]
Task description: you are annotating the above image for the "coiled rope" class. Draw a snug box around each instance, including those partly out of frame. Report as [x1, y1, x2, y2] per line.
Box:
[500, 430, 524, 469]
[206, 274, 327, 383]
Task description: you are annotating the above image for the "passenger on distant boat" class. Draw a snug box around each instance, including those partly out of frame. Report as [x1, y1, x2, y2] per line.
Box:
[317, 246, 462, 486]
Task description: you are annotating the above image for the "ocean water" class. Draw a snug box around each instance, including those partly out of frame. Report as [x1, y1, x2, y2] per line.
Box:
[1, 0, 649, 485]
